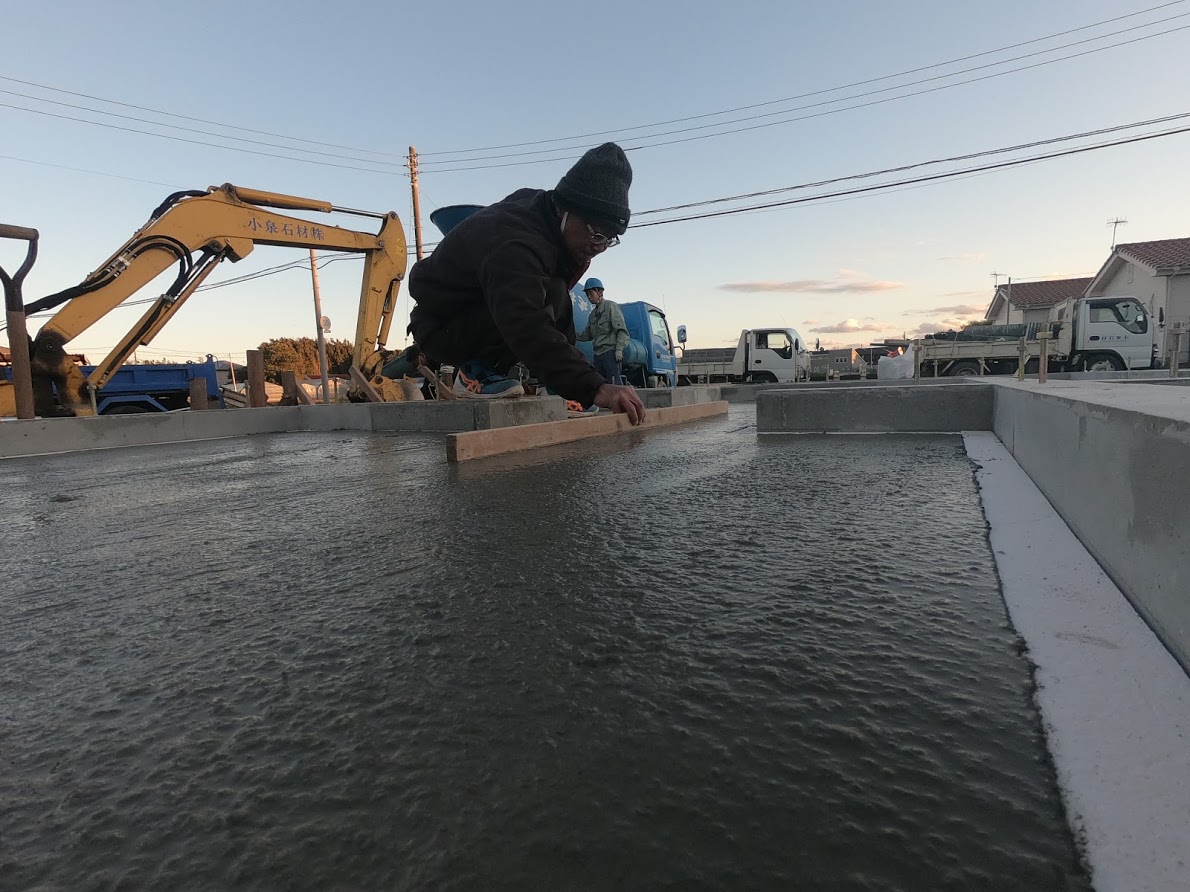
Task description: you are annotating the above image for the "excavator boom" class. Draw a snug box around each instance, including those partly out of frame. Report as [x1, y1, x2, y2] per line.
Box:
[12, 184, 407, 415]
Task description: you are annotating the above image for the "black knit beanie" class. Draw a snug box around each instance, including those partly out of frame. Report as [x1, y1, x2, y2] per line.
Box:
[554, 143, 633, 235]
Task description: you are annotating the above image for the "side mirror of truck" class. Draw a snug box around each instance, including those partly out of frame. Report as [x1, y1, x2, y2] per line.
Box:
[1159, 307, 1165, 326]
[676, 325, 687, 344]
[794, 339, 800, 353]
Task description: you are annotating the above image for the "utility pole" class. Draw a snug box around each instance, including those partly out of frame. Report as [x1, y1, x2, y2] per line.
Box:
[309, 249, 331, 404]
[1107, 217, 1128, 250]
[408, 146, 424, 261]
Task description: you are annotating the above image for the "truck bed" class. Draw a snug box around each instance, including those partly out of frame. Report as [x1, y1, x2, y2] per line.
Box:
[678, 347, 737, 367]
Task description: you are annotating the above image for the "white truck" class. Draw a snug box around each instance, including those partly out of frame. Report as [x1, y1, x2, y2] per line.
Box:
[675, 327, 810, 384]
[916, 295, 1156, 376]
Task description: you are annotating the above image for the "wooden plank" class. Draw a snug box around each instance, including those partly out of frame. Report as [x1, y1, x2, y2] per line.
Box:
[446, 400, 728, 463]
[349, 365, 383, 402]
[188, 377, 208, 410]
[280, 370, 314, 405]
[418, 365, 458, 400]
[246, 349, 267, 408]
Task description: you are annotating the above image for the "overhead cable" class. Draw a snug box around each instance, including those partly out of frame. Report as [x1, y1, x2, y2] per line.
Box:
[420, 18, 1190, 172]
[421, 0, 1188, 157]
[0, 73, 403, 158]
[631, 123, 1190, 227]
[635, 110, 1190, 216]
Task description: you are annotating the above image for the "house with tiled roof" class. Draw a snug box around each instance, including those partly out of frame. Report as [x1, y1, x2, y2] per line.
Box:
[984, 277, 1094, 326]
[1086, 237, 1190, 364]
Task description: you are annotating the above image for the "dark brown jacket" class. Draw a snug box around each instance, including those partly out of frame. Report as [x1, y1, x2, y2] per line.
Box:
[408, 189, 605, 404]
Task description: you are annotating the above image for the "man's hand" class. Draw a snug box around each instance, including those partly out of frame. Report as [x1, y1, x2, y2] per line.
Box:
[594, 382, 645, 425]
[615, 351, 623, 362]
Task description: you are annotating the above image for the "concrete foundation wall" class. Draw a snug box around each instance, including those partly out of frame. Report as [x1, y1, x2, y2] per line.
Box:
[640, 386, 722, 408]
[0, 389, 719, 458]
[755, 383, 993, 433]
[0, 399, 568, 459]
[993, 383, 1190, 670]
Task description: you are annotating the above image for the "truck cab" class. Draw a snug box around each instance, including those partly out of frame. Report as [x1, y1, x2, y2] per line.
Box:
[1051, 295, 1154, 370]
[737, 328, 809, 383]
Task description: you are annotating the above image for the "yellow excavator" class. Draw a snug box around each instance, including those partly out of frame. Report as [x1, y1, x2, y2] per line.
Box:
[1, 183, 410, 417]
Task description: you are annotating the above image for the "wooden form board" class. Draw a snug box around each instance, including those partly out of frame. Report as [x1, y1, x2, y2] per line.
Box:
[446, 400, 728, 463]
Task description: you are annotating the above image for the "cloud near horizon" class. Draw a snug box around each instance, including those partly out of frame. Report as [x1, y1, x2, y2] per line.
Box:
[938, 252, 986, 263]
[902, 304, 985, 316]
[718, 269, 904, 294]
[910, 318, 972, 334]
[810, 319, 894, 334]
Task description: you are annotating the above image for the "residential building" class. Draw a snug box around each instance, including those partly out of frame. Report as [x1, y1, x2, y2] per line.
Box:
[1085, 237, 1190, 364]
[983, 278, 1093, 326]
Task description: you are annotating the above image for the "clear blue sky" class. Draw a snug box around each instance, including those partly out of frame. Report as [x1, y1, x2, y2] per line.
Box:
[3, 0, 1189, 363]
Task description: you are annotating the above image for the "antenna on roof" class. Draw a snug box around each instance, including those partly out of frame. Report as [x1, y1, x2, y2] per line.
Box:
[1107, 217, 1128, 250]
[991, 271, 1007, 288]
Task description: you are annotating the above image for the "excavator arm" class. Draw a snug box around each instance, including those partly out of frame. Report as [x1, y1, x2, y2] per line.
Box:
[21, 183, 407, 415]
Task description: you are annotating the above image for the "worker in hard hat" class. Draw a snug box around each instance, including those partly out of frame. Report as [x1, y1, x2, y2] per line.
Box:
[406, 143, 645, 425]
[577, 278, 630, 386]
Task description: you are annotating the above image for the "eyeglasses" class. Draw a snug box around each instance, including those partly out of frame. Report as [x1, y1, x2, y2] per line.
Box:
[586, 224, 620, 249]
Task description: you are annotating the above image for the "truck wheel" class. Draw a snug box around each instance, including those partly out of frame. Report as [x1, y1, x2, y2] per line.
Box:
[1083, 354, 1124, 372]
[947, 361, 981, 377]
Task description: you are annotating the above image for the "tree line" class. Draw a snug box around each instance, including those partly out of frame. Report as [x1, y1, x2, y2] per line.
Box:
[258, 337, 355, 383]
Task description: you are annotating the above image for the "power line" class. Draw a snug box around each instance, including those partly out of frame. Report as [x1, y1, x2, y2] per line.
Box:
[635, 110, 1190, 216]
[631, 122, 1190, 227]
[420, 17, 1190, 172]
[0, 87, 408, 169]
[0, 73, 405, 158]
[420, 0, 1188, 158]
[0, 153, 178, 187]
[2, 5, 1183, 180]
[2, 0, 1181, 176]
[0, 100, 408, 176]
[622, 15, 1190, 154]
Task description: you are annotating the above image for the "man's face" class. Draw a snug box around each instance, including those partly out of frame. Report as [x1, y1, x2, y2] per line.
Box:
[585, 287, 604, 304]
[561, 212, 619, 263]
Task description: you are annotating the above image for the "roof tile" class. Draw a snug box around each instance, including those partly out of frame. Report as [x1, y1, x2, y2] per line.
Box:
[1115, 237, 1190, 271]
[997, 277, 1093, 309]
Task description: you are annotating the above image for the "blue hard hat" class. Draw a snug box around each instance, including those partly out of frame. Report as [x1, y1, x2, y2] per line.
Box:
[583, 277, 604, 292]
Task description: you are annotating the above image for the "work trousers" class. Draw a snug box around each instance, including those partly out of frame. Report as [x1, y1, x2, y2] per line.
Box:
[410, 277, 575, 375]
[593, 350, 624, 385]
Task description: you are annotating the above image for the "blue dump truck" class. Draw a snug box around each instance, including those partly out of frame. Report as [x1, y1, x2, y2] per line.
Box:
[2, 355, 224, 414]
[428, 205, 678, 388]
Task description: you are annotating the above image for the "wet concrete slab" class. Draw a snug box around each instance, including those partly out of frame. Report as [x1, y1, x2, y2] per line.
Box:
[3, 407, 1089, 889]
